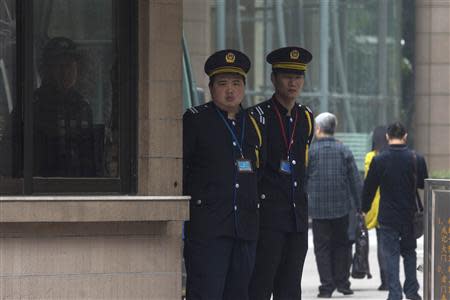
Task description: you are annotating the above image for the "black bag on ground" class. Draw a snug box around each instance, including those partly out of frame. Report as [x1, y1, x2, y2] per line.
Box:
[351, 213, 372, 279]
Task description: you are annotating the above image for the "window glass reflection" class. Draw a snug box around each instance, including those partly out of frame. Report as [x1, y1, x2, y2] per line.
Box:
[33, 0, 118, 177]
[0, 0, 17, 179]
[206, 0, 406, 133]
[33, 37, 96, 176]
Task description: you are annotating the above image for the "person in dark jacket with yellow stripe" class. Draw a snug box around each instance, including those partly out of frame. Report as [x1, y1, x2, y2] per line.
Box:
[249, 46, 314, 300]
[183, 49, 264, 300]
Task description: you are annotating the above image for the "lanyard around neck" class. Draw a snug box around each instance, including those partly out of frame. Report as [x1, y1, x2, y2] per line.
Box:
[215, 106, 246, 158]
[272, 100, 298, 157]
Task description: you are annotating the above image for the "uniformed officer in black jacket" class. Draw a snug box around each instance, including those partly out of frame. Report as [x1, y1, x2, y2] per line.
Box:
[249, 46, 314, 300]
[183, 49, 264, 300]
[33, 37, 96, 177]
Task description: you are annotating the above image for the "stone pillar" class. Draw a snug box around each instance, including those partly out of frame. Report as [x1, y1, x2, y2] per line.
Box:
[415, 0, 450, 172]
[138, 0, 183, 195]
[0, 196, 188, 299]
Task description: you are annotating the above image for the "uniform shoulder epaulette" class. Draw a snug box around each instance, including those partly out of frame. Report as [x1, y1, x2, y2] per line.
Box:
[298, 104, 314, 122]
[248, 103, 266, 125]
[298, 104, 314, 143]
[297, 103, 313, 114]
[186, 103, 210, 115]
[262, 99, 273, 110]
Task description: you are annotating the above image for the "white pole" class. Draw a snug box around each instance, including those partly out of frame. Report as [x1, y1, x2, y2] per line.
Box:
[0, 58, 13, 113]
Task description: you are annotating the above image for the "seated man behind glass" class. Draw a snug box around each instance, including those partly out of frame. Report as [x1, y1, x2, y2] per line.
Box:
[34, 37, 95, 177]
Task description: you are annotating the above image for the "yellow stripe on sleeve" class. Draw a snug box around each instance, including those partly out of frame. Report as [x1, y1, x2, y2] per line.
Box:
[249, 115, 262, 168]
[304, 110, 312, 167]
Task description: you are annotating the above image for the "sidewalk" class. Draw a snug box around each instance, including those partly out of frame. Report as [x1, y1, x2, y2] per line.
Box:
[301, 230, 424, 300]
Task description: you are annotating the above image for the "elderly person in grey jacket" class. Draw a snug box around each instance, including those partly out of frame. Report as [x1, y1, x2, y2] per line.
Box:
[306, 112, 362, 298]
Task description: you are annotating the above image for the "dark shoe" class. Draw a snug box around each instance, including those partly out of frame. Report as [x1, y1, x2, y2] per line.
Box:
[337, 287, 354, 295]
[378, 284, 389, 291]
[406, 294, 422, 300]
[317, 292, 332, 298]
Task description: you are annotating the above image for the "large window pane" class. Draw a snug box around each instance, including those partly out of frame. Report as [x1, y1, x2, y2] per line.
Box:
[205, 0, 407, 133]
[0, 0, 20, 192]
[182, 0, 412, 171]
[32, 0, 118, 178]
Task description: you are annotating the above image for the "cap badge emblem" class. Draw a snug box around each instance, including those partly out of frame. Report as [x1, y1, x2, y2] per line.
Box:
[290, 50, 300, 60]
[225, 52, 236, 63]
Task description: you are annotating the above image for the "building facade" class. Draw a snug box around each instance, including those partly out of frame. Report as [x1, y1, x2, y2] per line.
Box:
[184, 0, 450, 174]
[0, 1, 187, 299]
[0, 0, 449, 299]
[414, 0, 450, 172]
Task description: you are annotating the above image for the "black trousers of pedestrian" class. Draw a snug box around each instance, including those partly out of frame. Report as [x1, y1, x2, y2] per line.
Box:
[376, 227, 389, 287]
[312, 215, 351, 294]
[249, 229, 308, 300]
[184, 236, 257, 300]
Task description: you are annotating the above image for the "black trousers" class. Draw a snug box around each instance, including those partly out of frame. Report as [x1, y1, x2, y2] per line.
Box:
[376, 228, 389, 286]
[312, 215, 351, 294]
[184, 236, 256, 300]
[249, 229, 308, 300]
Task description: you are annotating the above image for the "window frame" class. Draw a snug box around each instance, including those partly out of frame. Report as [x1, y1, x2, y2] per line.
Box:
[5, 0, 138, 195]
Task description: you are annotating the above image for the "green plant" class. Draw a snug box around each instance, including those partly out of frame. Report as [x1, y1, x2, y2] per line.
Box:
[430, 169, 450, 179]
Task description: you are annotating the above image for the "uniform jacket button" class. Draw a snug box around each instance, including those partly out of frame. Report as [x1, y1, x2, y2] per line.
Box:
[196, 199, 202, 205]
[292, 160, 297, 165]
[260, 194, 266, 200]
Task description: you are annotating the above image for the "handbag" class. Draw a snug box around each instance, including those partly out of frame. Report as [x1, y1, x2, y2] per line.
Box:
[351, 213, 372, 279]
[412, 152, 424, 239]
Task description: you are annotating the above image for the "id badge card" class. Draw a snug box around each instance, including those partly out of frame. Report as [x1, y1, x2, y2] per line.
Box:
[279, 160, 292, 175]
[237, 159, 253, 173]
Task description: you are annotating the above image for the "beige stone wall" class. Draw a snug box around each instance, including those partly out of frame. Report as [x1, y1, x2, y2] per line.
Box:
[0, 221, 183, 300]
[0, 1, 187, 299]
[415, 0, 450, 172]
[183, 0, 211, 97]
[138, 0, 183, 195]
[0, 196, 188, 300]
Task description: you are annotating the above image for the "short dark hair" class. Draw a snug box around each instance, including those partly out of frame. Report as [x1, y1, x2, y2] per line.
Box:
[387, 122, 407, 139]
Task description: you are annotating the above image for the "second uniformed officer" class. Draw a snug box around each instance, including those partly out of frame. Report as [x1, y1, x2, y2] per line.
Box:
[183, 49, 263, 300]
[249, 46, 314, 300]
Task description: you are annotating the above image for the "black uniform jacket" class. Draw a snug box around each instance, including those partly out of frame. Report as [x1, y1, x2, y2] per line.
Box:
[183, 102, 264, 240]
[362, 144, 428, 230]
[249, 96, 314, 232]
[33, 84, 96, 177]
